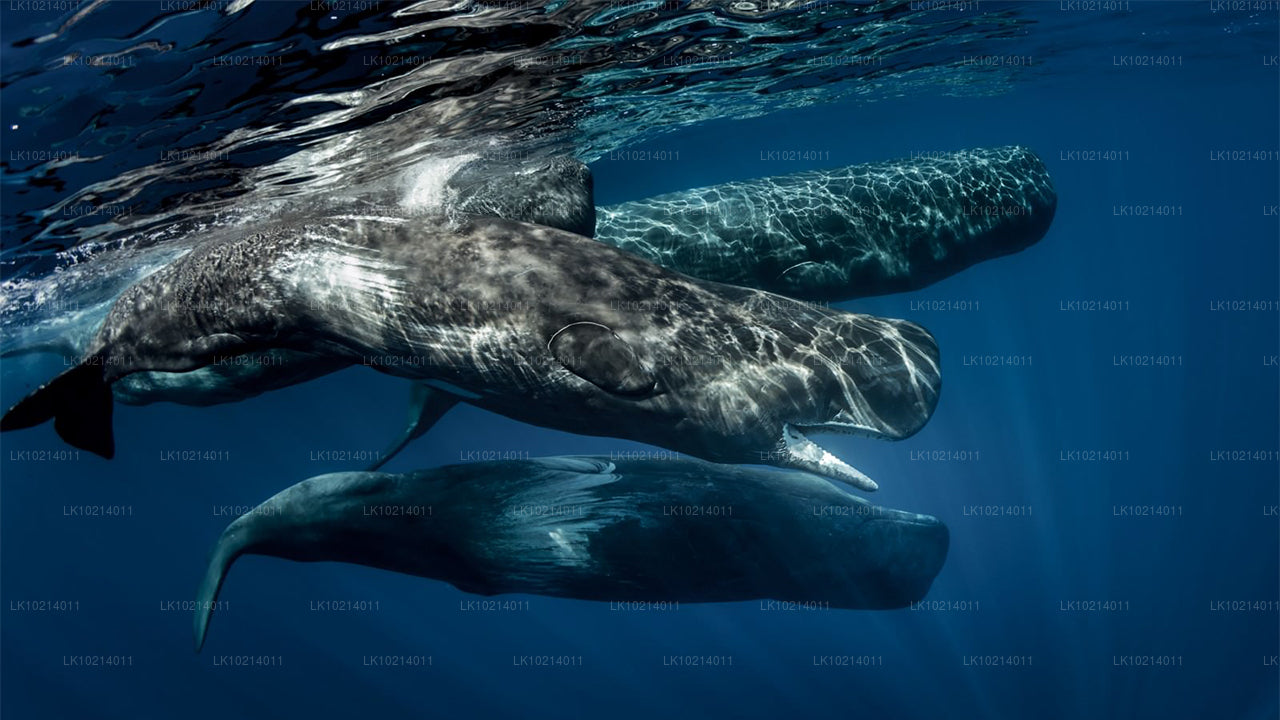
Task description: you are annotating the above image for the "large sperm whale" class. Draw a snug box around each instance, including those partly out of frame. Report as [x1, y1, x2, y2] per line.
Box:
[193, 455, 950, 651]
[594, 146, 1056, 300]
[1, 214, 941, 490]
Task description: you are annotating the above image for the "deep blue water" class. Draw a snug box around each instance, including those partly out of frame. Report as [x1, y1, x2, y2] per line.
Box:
[2, 2, 1278, 719]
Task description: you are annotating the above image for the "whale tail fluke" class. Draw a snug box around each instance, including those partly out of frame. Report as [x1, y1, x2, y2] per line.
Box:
[0, 361, 114, 459]
[194, 523, 252, 653]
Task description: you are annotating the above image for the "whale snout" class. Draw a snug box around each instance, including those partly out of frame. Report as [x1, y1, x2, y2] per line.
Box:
[847, 511, 949, 608]
[846, 317, 942, 440]
[759, 314, 942, 491]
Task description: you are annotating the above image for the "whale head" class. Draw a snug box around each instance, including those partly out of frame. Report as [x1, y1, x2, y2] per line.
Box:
[681, 306, 942, 491]
[541, 286, 942, 492]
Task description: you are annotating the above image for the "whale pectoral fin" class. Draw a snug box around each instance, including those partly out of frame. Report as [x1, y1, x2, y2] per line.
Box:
[365, 383, 460, 471]
[548, 322, 656, 396]
[1, 361, 114, 459]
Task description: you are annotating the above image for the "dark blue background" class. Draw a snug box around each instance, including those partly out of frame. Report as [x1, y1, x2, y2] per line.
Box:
[2, 6, 1278, 719]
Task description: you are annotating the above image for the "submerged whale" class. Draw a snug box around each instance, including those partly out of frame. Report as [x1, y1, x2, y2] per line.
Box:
[193, 456, 950, 651]
[1, 214, 941, 489]
[594, 146, 1057, 300]
[1, 158, 599, 419]
[0, 156, 593, 399]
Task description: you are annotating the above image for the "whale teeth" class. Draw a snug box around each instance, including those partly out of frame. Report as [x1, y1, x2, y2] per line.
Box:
[778, 423, 878, 492]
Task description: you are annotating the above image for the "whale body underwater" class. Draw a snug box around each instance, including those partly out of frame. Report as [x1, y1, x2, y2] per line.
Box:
[1, 147, 1053, 471]
[193, 456, 950, 651]
[0, 156, 601, 413]
[1, 213, 941, 490]
[595, 145, 1057, 301]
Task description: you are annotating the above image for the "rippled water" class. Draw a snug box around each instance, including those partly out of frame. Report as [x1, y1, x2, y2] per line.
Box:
[3, 0, 1244, 269]
[2, 1, 1273, 318]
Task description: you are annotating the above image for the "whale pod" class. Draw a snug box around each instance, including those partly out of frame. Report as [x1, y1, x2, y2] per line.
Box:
[194, 456, 950, 651]
[1, 150, 1061, 471]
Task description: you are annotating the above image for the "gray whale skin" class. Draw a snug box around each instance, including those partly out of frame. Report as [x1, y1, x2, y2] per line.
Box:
[595, 146, 1057, 300]
[194, 456, 949, 651]
[0, 214, 941, 490]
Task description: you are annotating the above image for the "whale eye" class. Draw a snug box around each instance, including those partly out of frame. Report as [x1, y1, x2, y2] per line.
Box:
[548, 322, 656, 397]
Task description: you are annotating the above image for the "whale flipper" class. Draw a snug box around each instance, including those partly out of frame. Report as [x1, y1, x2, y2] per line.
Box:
[548, 322, 656, 396]
[365, 384, 460, 471]
[1, 361, 114, 459]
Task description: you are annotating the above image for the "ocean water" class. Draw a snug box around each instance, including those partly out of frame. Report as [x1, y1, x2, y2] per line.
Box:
[1, 1, 1278, 719]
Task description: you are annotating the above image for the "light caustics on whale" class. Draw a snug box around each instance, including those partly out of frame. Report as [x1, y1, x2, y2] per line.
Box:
[0, 214, 940, 491]
[0, 148, 1064, 478]
[0, 155, 598, 411]
[193, 456, 950, 651]
[1, 149, 1051, 471]
[594, 146, 1057, 301]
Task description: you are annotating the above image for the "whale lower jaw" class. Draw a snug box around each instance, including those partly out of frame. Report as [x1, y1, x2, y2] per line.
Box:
[778, 422, 879, 492]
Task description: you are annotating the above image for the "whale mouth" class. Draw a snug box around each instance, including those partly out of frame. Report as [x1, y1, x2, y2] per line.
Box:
[777, 422, 882, 492]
